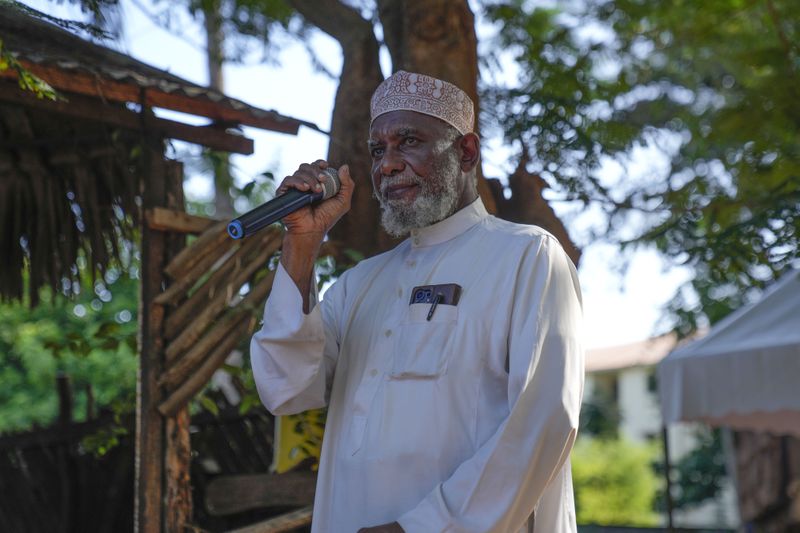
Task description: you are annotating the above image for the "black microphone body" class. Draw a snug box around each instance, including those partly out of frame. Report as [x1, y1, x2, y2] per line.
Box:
[228, 168, 340, 239]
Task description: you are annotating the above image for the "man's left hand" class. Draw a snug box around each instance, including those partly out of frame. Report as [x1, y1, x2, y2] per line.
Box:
[357, 522, 404, 533]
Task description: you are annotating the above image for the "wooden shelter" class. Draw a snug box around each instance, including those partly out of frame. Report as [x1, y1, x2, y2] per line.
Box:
[0, 7, 311, 531]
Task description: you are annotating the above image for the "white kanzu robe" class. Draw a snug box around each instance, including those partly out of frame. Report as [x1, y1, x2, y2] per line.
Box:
[251, 199, 584, 532]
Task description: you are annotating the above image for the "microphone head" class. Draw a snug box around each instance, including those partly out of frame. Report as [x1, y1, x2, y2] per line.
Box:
[319, 167, 341, 200]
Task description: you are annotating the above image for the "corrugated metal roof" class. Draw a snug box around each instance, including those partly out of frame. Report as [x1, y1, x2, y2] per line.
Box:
[0, 6, 312, 132]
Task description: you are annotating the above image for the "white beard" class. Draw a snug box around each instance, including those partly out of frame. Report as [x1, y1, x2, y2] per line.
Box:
[376, 150, 462, 238]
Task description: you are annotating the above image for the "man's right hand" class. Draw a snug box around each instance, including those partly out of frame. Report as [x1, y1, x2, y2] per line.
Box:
[279, 160, 354, 242]
[277, 160, 354, 312]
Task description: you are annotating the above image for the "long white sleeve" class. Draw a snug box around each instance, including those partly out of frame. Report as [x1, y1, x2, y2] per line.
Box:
[250, 263, 342, 416]
[397, 236, 584, 532]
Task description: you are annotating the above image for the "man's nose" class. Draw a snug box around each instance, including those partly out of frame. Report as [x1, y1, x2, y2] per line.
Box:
[380, 146, 405, 176]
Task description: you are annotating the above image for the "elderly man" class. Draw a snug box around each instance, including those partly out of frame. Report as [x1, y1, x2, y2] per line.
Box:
[251, 71, 584, 533]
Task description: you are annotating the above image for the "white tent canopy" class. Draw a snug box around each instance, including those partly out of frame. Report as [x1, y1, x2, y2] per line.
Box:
[658, 268, 800, 437]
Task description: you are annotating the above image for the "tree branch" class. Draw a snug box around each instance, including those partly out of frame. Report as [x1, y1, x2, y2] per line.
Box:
[287, 0, 372, 47]
[765, 0, 798, 75]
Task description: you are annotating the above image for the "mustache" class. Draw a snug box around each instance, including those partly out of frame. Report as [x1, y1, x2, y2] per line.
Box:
[377, 174, 422, 200]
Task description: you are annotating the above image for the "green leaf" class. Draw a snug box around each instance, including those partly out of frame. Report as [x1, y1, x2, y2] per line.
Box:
[343, 248, 364, 263]
[99, 338, 119, 350]
[221, 363, 242, 376]
[238, 394, 258, 415]
[242, 181, 257, 198]
[125, 335, 138, 353]
[199, 395, 219, 416]
[95, 322, 120, 338]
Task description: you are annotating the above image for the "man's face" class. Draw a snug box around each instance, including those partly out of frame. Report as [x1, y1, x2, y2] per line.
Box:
[368, 110, 466, 237]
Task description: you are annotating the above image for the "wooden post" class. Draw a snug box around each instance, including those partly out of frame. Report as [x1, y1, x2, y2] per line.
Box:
[86, 383, 94, 420]
[163, 161, 193, 533]
[56, 372, 72, 426]
[135, 135, 191, 532]
[165, 408, 192, 532]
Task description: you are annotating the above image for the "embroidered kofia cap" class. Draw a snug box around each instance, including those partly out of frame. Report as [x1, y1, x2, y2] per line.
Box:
[370, 70, 475, 135]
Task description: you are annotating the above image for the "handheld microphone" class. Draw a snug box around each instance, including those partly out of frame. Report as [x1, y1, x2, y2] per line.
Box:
[227, 168, 341, 239]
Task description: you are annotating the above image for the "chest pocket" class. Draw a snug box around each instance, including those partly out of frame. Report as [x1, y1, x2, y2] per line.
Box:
[389, 303, 459, 379]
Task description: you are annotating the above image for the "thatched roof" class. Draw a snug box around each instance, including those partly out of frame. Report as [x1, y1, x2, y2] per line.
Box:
[0, 7, 307, 304]
[0, 98, 140, 305]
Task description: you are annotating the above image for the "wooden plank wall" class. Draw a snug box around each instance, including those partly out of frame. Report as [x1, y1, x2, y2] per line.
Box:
[0, 416, 135, 533]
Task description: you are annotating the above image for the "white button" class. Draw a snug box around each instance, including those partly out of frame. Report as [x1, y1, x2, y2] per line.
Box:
[397, 288, 403, 297]
[406, 260, 416, 267]
[370, 369, 378, 377]
[384, 329, 392, 337]
[413, 238, 420, 245]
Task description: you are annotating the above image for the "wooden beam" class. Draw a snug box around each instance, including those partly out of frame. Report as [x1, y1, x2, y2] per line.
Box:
[0, 82, 255, 154]
[154, 244, 238, 310]
[145, 207, 218, 234]
[163, 221, 230, 279]
[226, 506, 313, 533]
[163, 162, 193, 533]
[158, 269, 275, 416]
[164, 233, 280, 344]
[205, 472, 316, 516]
[160, 308, 250, 390]
[0, 62, 302, 135]
[161, 271, 276, 390]
[136, 153, 191, 532]
[164, 239, 279, 361]
[157, 314, 254, 417]
[136, 137, 170, 533]
[165, 409, 192, 533]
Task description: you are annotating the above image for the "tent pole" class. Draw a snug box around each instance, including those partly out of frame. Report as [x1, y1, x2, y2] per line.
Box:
[662, 424, 675, 531]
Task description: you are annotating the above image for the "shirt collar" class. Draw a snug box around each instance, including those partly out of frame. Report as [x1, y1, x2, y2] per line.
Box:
[409, 197, 488, 248]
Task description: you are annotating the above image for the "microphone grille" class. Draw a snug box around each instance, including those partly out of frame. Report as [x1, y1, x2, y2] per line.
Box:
[319, 167, 341, 200]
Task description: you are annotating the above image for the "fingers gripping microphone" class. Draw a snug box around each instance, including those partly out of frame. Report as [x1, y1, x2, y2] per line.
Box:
[227, 168, 341, 239]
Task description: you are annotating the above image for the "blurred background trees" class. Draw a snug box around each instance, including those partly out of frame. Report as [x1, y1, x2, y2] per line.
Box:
[484, 0, 799, 335]
[39, 0, 799, 331]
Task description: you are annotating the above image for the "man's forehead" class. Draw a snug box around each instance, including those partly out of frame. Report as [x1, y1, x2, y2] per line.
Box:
[368, 110, 449, 140]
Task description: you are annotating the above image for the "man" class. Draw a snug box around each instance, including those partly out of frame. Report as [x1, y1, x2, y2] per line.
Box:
[251, 71, 584, 532]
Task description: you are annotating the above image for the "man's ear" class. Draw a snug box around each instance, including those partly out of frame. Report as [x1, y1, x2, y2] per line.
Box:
[458, 133, 481, 172]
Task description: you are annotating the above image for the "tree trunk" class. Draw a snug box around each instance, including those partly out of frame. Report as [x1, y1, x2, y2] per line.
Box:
[289, 0, 390, 258]
[205, 0, 235, 218]
[488, 156, 581, 266]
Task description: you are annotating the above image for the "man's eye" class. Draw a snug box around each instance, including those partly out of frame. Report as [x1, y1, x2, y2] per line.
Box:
[403, 137, 418, 145]
[371, 147, 384, 157]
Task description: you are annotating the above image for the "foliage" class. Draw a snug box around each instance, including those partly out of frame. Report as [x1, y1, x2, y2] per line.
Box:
[132, 0, 298, 65]
[0, 37, 57, 99]
[671, 427, 727, 510]
[0, 265, 138, 434]
[79, 411, 131, 457]
[484, 0, 800, 334]
[579, 382, 621, 440]
[571, 436, 660, 526]
[5, 0, 113, 37]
